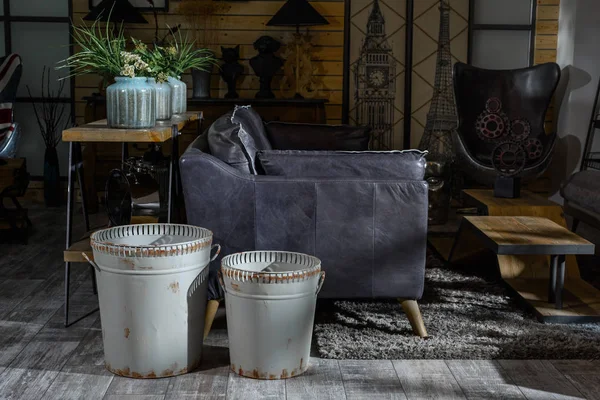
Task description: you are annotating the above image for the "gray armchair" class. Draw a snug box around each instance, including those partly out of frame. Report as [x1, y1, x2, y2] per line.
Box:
[180, 131, 430, 338]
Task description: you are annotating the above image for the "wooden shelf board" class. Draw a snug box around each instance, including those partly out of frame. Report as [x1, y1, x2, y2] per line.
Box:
[505, 277, 600, 323]
[62, 112, 201, 143]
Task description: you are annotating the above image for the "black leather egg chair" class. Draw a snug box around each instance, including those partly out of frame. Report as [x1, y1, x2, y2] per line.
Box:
[452, 62, 561, 189]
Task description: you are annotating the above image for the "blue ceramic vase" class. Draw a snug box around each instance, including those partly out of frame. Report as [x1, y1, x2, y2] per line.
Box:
[168, 77, 187, 115]
[106, 77, 156, 128]
[148, 78, 172, 121]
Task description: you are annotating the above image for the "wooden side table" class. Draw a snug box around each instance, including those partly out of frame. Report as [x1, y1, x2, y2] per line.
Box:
[448, 189, 582, 279]
[451, 216, 598, 323]
[61, 112, 202, 327]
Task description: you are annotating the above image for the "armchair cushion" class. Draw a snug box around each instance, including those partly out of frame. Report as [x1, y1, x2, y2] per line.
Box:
[231, 105, 271, 173]
[561, 170, 600, 215]
[208, 105, 272, 174]
[256, 150, 427, 180]
[264, 121, 370, 151]
[207, 112, 250, 174]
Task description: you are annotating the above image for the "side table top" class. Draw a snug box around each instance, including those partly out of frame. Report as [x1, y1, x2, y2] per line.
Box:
[463, 216, 595, 255]
[62, 111, 202, 143]
[463, 189, 559, 208]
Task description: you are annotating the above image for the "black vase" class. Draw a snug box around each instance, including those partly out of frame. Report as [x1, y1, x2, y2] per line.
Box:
[44, 147, 61, 207]
[191, 66, 213, 99]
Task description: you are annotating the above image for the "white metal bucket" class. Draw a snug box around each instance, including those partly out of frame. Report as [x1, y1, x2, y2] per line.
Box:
[220, 251, 324, 380]
[87, 224, 220, 379]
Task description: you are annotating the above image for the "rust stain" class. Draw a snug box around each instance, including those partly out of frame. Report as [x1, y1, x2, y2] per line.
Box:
[269, 374, 277, 380]
[177, 367, 188, 375]
[146, 371, 157, 378]
[239, 367, 244, 376]
[291, 369, 297, 377]
[113, 367, 130, 376]
[124, 328, 130, 338]
[281, 369, 289, 379]
[120, 257, 136, 270]
[230, 283, 240, 292]
[252, 369, 260, 379]
[168, 281, 180, 293]
[162, 368, 174, 376]
[131, 371, 143, 379]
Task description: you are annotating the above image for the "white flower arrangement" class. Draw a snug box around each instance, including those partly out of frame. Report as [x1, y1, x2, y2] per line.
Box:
[120, 51, 152, 78]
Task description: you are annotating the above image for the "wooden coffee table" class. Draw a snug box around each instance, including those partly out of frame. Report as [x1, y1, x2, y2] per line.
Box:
[450, 216, 598, 323]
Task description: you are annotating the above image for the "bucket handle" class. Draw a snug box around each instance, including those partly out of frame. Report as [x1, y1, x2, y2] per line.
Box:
[217, 270, 226, 293]
[210, 244, 221, 262]
[82, 253, 101, 274]
[316, 271, 325, 295]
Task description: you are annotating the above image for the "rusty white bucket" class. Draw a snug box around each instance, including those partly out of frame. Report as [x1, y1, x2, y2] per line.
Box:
[86, 224, 220, 379]
[220, 251, 324, 380]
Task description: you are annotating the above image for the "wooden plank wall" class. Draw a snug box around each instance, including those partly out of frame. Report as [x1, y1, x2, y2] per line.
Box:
[71, 0, 345, 126]
[535, 0, 560, 134]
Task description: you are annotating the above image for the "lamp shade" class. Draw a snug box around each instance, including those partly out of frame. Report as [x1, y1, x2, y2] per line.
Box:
[266, 0, 329, 27]
[84, 0, 148, 24]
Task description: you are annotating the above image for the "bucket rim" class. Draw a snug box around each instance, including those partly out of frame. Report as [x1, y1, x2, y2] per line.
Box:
[221, 250, 321, 283]
[91, 224, 213, 258]
[95, 260, 210, 275]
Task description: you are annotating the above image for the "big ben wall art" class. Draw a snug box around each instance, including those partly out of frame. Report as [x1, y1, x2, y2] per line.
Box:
[350, 0, 402, 150]
[348, 0, 468, 150]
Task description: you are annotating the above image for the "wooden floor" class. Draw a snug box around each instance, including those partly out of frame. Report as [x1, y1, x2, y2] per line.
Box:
[1, 207, 600, 399]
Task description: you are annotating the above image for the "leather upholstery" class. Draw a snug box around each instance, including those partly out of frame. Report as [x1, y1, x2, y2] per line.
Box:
[264, 121, 371, 151]
[207, 106, 272, 174]
[231, 105, 271, 173]
[207, 112, 250, 174]
[257, 150, 427, 180]
[453, 62, 560, 185]
[181, 135, 429, 300]
[561, 170, 600, 216]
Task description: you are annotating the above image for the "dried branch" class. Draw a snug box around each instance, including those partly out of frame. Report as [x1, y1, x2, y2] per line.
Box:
[26, 66, 71, 149]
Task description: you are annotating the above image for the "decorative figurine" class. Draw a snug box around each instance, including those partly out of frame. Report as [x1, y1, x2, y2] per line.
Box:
[250, 36, 284, 99]
[220, 45, 244, 99]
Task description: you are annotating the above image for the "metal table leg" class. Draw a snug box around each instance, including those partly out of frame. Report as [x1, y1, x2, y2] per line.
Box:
[64, 142, 76, 327]
[548, 254, 566, 310]
[555, 255, 566, 310]
[548, 254, 558, 304]
[167, 125, 180, 223]
[64, 142, 98, 327]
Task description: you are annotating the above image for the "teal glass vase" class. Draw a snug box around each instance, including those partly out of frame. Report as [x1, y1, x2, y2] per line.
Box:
[168, 77, 187, 115]
[106, 77, 156, 129]
[148, 78, 173, 121]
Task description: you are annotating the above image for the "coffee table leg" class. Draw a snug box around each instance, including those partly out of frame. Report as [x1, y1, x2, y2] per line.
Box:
[555, 255, 566, 309]
[548, 254, 558, 304]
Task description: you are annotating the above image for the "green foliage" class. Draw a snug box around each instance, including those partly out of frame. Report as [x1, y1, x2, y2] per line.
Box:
[56, 18, 126, 79]
[57, 15, 215, 81]
[168, 27, 217, 76]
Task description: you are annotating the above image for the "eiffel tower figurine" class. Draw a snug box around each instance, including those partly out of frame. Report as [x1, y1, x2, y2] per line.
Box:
[418, 0, 457, 161]
[418, 0, 457, 225]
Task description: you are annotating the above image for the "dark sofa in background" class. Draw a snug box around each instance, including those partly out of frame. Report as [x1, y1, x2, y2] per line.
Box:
[180, 106, 429, 338]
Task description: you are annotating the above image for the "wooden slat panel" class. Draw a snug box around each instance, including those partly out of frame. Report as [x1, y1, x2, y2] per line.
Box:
[536, 35, 558, 50]
[535, 49, 557, 64]
[536, 21, 559, 35]
[537, 5, 560, 20]
[72, 0, 345, 17]
[72, 13, 344, 32]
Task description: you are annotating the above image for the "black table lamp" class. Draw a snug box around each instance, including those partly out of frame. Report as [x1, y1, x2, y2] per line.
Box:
[267, 0, 329, 98]
[84, 0, 148, 24]
[267, 0, 329, 33]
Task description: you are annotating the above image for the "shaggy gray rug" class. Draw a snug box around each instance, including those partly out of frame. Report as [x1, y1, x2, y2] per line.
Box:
[314, 252, 600, 359]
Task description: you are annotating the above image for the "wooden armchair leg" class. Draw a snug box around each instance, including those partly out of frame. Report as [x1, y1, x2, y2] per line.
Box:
[203, 299, 220, 340]
[399, 299, 428, 338]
